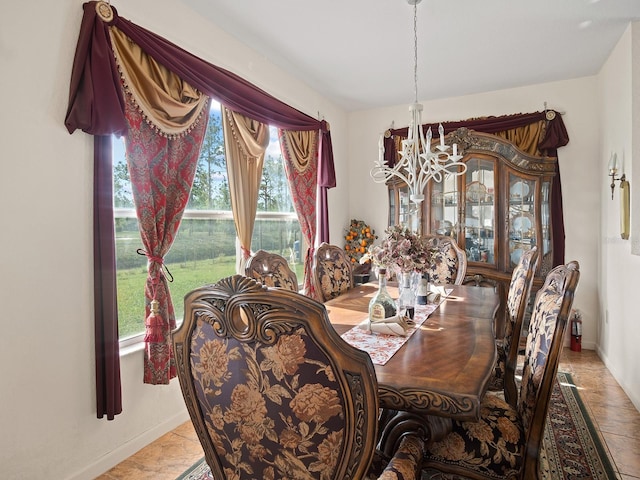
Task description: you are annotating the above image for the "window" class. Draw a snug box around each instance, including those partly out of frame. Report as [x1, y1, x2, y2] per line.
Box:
[114, 101, 303, 341]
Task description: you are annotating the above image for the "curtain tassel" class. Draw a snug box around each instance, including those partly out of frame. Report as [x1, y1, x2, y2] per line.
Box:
[144, 299, 164, 342]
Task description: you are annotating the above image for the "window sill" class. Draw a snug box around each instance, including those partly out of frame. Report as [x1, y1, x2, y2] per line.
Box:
[118, 319, 184, 357]
[119, 334, 145, 357]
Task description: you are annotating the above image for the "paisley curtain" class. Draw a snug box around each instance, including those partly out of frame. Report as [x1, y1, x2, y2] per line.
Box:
[111, 26, 212, 383]
[123, 94, 210, 384]
[279, 129, 320, 299]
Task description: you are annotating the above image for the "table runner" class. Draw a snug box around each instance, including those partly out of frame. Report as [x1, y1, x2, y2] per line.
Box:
[341, 289, 451, 365]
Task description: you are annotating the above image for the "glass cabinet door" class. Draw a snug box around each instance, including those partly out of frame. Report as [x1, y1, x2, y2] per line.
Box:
[541, 180, 552, 262]
[388, 187, 396, 228]
[508, 173, 536, 269]
[396, 185, 420, 232]
[430, 174, 459, 237]
[463, 157, 496, 265]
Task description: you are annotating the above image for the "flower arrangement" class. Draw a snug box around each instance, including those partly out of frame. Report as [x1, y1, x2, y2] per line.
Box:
[361, 225, 435, 274]
[344, 219, 377, 273]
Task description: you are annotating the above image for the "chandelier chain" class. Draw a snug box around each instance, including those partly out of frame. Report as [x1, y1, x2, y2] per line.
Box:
[370, 0, 467, 206]
[413, 1, 418, 104]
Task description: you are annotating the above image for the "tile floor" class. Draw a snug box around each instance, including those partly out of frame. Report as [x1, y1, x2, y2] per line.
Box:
[96, 348, 640, 479]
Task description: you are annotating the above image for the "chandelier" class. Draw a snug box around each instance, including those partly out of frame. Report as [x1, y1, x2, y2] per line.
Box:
[370, 0, 466, 204]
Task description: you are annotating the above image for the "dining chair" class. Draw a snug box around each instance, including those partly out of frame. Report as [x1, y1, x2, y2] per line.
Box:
[487, 246, 539, 407]
[422, 234, 467, 285]
[244, 249, 298, 292]
[422, 261, 580, 480]
[312, 242, 354, 302]
[172, 275, 425, 480]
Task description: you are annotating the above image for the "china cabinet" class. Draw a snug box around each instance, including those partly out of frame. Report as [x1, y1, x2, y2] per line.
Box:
[387, 128, 558, 338]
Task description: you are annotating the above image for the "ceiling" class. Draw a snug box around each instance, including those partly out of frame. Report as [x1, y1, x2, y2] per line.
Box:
[178, 0, 640, 112]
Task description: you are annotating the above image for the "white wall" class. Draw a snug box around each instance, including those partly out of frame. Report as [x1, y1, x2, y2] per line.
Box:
[0, 1, 348, 479]
[348, 77, 602, 349]
[597, 24, 640, 410]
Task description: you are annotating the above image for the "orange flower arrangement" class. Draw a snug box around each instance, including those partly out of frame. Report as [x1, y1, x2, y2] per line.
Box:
[344, 219, 377, 273]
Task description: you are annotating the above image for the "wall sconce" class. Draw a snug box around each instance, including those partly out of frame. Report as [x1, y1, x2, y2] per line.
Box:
[608, 152, 626, 200]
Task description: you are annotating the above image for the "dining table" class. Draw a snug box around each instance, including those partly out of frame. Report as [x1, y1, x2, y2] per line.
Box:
[325, 282, 499, 449]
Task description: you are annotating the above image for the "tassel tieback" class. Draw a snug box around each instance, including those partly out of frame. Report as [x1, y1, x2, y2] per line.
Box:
[144, 298, 165, 343]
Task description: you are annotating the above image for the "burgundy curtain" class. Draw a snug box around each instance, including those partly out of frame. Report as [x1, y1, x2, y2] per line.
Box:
[65, 2, 336, 417]
[93, 135, 122, 419]
[318, 126, 336, 243]
[384, 111, 569, 267]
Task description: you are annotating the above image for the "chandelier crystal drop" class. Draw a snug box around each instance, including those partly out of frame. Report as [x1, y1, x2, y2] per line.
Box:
[370, 0, 467, 204]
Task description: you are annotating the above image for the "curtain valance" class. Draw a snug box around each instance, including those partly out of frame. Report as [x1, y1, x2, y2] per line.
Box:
[383, 110, 569, 166]
[65, 1, 334, 181]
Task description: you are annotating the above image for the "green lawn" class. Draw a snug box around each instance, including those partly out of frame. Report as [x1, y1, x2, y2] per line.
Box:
[117, 256, 236, 338]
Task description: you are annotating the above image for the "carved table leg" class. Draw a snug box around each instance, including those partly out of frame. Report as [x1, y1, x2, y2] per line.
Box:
[377, 409, 452, 459]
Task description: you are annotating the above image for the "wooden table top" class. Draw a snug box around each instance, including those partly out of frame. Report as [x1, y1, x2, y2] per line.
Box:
[325, 283, 499, 421]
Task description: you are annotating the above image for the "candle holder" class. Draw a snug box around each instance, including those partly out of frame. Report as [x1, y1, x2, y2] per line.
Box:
[608, 152, 626, 200]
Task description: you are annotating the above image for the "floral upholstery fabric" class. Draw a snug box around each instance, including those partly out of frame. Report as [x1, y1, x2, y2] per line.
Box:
[371, 435, 425, 480]
[424, 261, 577, 479]
[488, 248, 537, 393]
[425, 240, 460, 286]
[425, 394, 524, 479]
[314, 244, 353, 302]
[191, 320, 347, 479]
[245, 251, 298, 292]
[517, 278, 563, 432]
[487, 341, 508, 391]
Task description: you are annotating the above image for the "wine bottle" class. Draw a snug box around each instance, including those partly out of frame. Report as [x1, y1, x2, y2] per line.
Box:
[368, 268, 398, 330]
[416, 273, 430, 305]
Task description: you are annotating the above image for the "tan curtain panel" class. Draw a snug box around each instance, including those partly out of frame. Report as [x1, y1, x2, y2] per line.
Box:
[222, 107, 269, 273]
[110, 27, 209, 137]
[494, 120, 546, 157]
[280, 130, 317, 173]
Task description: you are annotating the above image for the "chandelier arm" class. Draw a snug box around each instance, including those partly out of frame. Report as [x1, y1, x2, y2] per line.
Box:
[370, 166, 412, 188]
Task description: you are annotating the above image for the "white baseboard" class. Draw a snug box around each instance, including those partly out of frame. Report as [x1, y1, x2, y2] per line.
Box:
[595, 346, 640, 412]
[67, 410, 191, 480]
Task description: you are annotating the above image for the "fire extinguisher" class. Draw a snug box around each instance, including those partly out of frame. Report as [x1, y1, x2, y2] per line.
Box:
[570, 310, 582, 352]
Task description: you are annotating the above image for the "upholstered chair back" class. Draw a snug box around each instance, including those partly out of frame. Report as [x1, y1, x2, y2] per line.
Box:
[312, 242, 354, 302]
[490, 246, 539, 405]
[423, 261, 579, 479]
[518, 261, 580, 467]
[244, 249, 298, 291]
[422, 234, 467, 285]
[172, 275, 379, 480]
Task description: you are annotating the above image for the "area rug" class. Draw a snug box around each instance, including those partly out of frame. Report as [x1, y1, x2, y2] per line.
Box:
[177, 372, 617, 480]
[536, 371, 617, 479]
